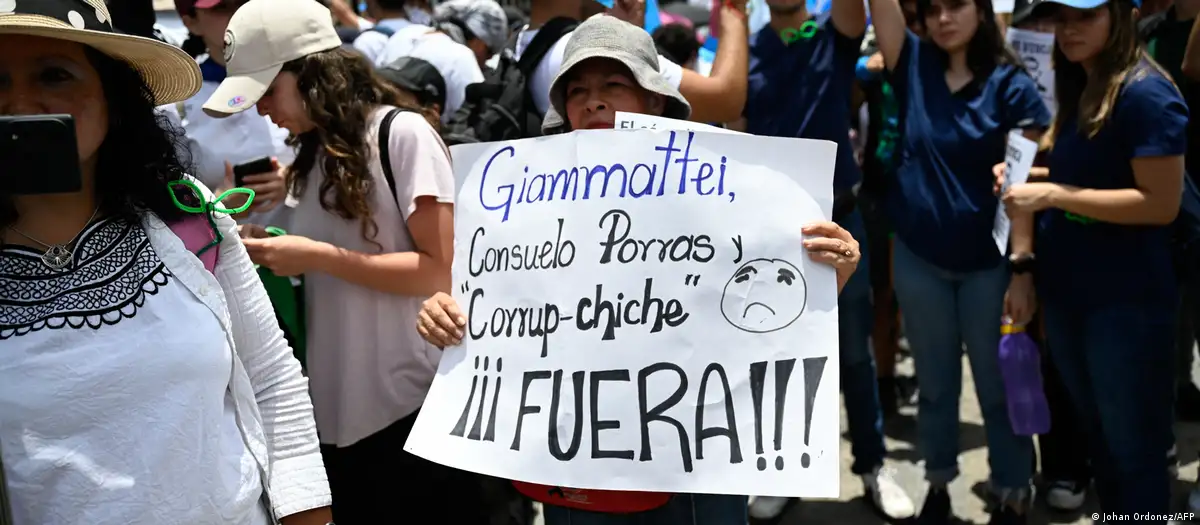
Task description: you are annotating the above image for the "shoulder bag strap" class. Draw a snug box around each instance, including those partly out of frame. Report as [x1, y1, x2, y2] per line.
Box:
[517, 17, 577, 76]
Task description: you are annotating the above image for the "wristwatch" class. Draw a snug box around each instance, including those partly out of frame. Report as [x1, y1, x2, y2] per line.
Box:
[1009, 253, 1037, 275]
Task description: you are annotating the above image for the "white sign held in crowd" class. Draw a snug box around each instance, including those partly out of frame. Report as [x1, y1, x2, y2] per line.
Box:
[614, 111, 746, 135]
[405, 125, 843, 498]
[1006, 28, 1057, 115]
[993, 131, 1039, 255]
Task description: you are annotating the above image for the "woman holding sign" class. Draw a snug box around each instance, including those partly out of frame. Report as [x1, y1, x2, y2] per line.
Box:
[867, 0, 1052, 518]
[415, 15, 862, 525]
[1001, 0, 1186, 512]
[202, 0, 491, 522]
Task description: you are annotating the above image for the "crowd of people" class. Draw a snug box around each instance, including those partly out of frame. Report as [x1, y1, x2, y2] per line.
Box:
[1, 0, 1198, 524]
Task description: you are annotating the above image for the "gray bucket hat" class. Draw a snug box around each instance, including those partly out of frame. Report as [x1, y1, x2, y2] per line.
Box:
[434, 0, 509, 54]
[542, 15, 692, 133]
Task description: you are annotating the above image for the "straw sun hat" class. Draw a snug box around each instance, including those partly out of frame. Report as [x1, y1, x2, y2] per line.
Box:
[0, 0, 202, 105]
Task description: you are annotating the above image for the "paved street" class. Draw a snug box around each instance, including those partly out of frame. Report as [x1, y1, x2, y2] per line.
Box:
[533, 352, 1200, 525]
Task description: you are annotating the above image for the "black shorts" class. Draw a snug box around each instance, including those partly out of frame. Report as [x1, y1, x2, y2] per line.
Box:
[320, 410, 492, 525]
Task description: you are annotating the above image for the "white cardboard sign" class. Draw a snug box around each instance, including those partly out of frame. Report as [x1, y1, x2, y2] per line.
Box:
[405, 126, 844, 498]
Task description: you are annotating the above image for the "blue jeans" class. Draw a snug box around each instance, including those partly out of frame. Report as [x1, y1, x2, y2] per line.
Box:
[891, 239, 1032, 491]
[838, 209, 887, 475]
[541, 494, 748, 525]
[1043, 300, 1175, 515]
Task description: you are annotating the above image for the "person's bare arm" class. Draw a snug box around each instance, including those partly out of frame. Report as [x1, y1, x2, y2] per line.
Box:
[868, 0, 908, 69]
[309, 198, 454, 296]
[1049, 156, 1185, 225]
[1009, 129, 1043, 256]
[679, 1, 750, 123]
[1026, 166, 1050, 181]
[280, 508, 334, 525]
[831, 0, 868, 39]
[1182, 15, 1200, 80]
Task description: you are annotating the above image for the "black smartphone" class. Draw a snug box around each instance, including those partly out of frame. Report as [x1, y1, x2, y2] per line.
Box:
[233, 156, 273, 187]
[0, 115, 83, 195]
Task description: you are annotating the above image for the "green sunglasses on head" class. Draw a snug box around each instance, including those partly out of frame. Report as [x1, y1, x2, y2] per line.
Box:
[168, 179, 256, 256]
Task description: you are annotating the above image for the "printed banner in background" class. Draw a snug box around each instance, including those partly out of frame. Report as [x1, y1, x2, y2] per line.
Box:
[405, 125, 843, 498]
[711, 0, 772, 37]
[1006, 28, 1057, 115]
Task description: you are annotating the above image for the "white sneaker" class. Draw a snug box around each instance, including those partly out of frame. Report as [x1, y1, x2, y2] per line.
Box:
[748, 496, 792, 520]
[862, 466, 916, 520]
[1044, 480, 1086, 512]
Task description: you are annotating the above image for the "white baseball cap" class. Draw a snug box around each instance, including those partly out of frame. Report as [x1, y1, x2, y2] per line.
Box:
[202, 0, 342, 117]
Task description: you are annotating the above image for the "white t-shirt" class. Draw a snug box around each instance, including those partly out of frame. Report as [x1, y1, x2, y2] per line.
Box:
[515, 24, 686, 117]
[355, 19, 486, 123]
[351, 17, 417, 63]
[0, 217, 269, 525]
[288, 108, 454, 447]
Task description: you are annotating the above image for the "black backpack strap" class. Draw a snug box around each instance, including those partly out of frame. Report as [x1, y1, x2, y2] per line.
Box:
[378, 107, 417, 246]
[516, 17, 578, 76]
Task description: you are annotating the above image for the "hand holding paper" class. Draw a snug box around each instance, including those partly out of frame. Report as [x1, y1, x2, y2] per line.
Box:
[991, 131, 1039, 255]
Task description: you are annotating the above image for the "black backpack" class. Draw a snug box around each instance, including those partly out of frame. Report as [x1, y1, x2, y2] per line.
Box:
[441, 17, 578, 145]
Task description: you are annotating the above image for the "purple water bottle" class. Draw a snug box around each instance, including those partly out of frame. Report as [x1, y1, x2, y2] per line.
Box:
[998, 319, 1051, 436]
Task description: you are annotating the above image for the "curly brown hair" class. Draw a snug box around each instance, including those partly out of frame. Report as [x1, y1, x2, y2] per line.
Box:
[282, 47, 420, 247]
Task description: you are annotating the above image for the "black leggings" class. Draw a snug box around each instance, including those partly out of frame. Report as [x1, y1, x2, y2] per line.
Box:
[320, 411, 491, 524]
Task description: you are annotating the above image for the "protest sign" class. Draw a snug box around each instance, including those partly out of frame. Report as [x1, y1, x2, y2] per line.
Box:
[615, 111, 745, 135]
[993, 131, 1039, 255]
[1006, 28, 1056, 115]
[405, 127, 843, 498]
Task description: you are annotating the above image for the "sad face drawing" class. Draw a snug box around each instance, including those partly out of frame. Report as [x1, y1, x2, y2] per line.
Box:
[719, 258, 807, 333]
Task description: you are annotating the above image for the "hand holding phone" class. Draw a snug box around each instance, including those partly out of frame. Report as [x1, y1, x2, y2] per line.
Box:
[227, 156, 287, 215]
[233, 156, 275, 188]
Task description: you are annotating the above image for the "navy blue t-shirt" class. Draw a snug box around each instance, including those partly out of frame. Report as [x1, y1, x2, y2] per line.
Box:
[1040, 64, 1189, 308]
[744, 14, 864, 192]
[886, 31, 1051, 272]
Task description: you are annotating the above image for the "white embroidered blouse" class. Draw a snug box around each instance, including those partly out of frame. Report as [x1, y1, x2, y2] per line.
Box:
[0, 195, 330, 524]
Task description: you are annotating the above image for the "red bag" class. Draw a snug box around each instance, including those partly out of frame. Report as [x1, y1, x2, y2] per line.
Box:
[511, 481, 672, 513]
